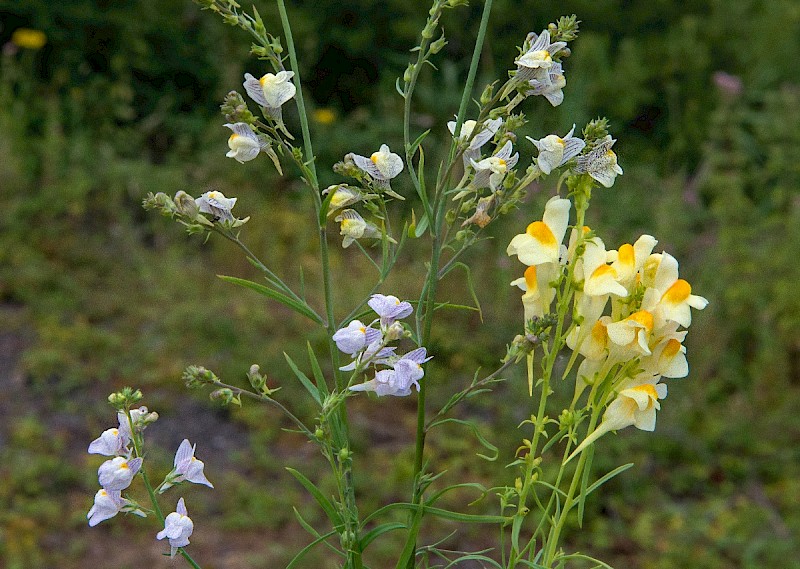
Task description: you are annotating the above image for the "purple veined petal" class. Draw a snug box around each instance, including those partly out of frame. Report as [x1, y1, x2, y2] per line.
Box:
[401, 347, 432, 364]
[176, 497, 188, 516]
[351, 153, 386, 180]
[243, 73, 269, 106]
[174, 439, 194, 469]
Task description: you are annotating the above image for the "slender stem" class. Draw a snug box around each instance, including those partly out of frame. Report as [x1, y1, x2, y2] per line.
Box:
[126, 411, 202, 569]
[276, 0, 318, 191]
[449, 0, 494, 162]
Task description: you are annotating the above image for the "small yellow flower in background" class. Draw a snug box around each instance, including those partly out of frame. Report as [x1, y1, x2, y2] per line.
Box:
[11, 28, 47, 50]
[313, 108, 336, 125]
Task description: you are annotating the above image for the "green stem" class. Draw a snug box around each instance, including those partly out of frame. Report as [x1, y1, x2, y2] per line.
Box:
[275, 0, 318, 191]
[449, 0, 493, 162]
[126, 411, 202, 569]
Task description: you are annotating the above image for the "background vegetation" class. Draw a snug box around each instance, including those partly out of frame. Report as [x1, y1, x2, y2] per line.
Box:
[1, 0, 799, 567]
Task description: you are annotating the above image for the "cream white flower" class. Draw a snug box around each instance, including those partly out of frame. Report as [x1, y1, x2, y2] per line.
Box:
[243, 71, 296, 121]
[156, 498, 194, 558]
[640, 252, 708, 328]
[507, 196, 571, 266]
[334, 209, 382, 248]
[566, 317, 611, 362]
[351, 144, 404, 181]
[223, 122, 270, 164]
[516, 30, 567, 83]
[576, 136, 623, 188]
[528, 125, 585, 175]
[195, 190, 237, 223]
[527, 62, 567, 106]
[323, 185, 361, 214]
[98, 456, 143, 491]
[469, 140, 519, 191]
[448, 117, 503, 168]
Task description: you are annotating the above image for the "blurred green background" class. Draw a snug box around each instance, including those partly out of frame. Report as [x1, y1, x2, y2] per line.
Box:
[1, 0, 799, 567]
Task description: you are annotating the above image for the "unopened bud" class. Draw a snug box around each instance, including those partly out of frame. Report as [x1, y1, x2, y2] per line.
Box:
[403, 63, 416, 83]
[429, 34, 447, 54]
[174, 191, 199, 218]
[480, 83, 495, 105]
[385, 321, 406, 341]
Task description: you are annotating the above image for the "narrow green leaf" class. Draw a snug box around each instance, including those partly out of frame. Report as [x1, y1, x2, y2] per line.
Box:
[359, 522, 406, 549]
[284, 352, 322, 406]
[585, 463, 634, 497]
[414, 212, 430, 237]
[363, 502, 507, 526]
[306, 342, 329, 398]
[444, 555, 503, 569]
[218, 275, 322, 324]
[285, 467, 343, 528]
[415, 146, 434, 222]
[319, 186, 337, 224]
[449, 262, 483, 321]
[429, 418, 498, 461]
[556, 553, 615, 569]
[393, 505, 423, 569]
[409, 129, 431, 156]
[395, 77, 406, 98]
[286, 528, 339, 569]
[577, 444, 595, 526]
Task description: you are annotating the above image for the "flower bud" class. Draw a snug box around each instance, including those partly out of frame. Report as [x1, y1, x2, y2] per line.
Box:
[385, 321, 406, 341]
[429, 34, 447, 54]
[174, 191, 200, 218]
[338, 448, 351, 462]
[403, 63, 416, 83]
[480, 83, 495, 105]
[107, 387, 143, 410]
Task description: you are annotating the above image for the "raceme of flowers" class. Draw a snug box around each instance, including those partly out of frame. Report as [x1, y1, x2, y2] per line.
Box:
[334, 294, 432, 397]
[87, 401, 213, 557]
[507, 196, 708, 459]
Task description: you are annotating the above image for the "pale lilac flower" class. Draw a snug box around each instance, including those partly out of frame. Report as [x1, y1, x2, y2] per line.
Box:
[157, 498, 194, 558]
[332, 320, 381, 355]
[88, 428, 130, 457]
[169, 439, 213, 489]
[351, 144, 404, 182]
[349, 347, 432, 397]
[195, 190, 237, 223]
[117, 406, 151, 440]
[224, 122, 270, 164]
[528, 125, 585, 175]
[515, 30, 567, 83]
[575, 136, 624, 188]
[243, 71, 296, 122]
[368, 294, 413, 326]
[447, 117, 503, 168]
[339, 342, 396, 372]
[98, 456, 143, 491]
[469, 140, 519, 191]
[527, 62, 567, 107]
[87, 489, 126, 527]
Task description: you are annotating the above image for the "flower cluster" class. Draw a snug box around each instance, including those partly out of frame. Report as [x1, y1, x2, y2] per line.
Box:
[507, 195, 708, 457]
[334, 294, 432, 397]
[87, 397, 213, 558]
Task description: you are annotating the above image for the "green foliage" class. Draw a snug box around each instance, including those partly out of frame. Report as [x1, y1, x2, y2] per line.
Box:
[1, 0, 799, 567]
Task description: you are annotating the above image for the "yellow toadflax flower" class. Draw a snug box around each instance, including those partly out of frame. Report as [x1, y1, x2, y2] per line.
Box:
[507, 196, 571, 266]
[567, 379, 667, 462]
[11, 28, 47, 50]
